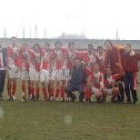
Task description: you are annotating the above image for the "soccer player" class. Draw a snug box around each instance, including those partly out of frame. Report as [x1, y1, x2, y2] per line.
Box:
[104, 67, 119, 103]
[122, 44, 139, 103]
[7, 37, 21, 101]
[83, 44, 97, 102]
[96, 46, 106, 74]
[91, 63, 106, 102]
[20, 43, 30, 102]
[28, 43, 41, 101]
[49, 41, 64, 101]
[40, 43, 51, 101]
[104, 40, 125, 103]
[0, 40, 7, 101]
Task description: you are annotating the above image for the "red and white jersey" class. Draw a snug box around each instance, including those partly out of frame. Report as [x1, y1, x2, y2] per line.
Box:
[83, 51, 97, 67]
[19, 48, 30, 71]
[28, 49, 41, 72]
[92, 71, 104, 89]
[51, 49, 63, 70]
[7, 46, 22, 68]
[95, 52, 106, 74]
[104, 74, 115, 88]
[40, 50, 51, 70]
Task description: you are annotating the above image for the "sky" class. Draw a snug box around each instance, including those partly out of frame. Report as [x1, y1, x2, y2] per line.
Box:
[0, 0, 140, 39]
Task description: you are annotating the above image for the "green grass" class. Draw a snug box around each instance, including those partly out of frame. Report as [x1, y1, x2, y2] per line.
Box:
[0, 75, 140, 140]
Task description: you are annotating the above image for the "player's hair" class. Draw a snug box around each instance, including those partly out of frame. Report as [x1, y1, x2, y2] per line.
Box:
[88, 44, 93, 48]
[33, 43, 40, 48]
[68, 42, 75, 48]
[22, 43, 28, 46]
[44, 42, 50, 47]
[55, 41, 62, 46]
[126, 43, 131, 48]
[97, 46, 103, 50]
[104, 40, 113, 47]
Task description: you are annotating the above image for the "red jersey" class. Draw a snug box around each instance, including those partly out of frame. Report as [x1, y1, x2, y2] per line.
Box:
[28, 49, 41, 72]
[7, 46, 22, 68]
[51, 49, 64, 70]
[19, 48, 30, 71]
[122, 52, 140, 73]
[40, 50, 51, 70]
[105, 44, 124, 74]
[96, 52, 106, 74]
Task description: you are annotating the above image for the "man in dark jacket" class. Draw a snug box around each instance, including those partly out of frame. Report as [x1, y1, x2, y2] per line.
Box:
[0, 40, 7, 100]
[65, 59, 87, 102]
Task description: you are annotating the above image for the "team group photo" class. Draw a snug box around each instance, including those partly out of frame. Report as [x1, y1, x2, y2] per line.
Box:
[0, 37, 139, 104]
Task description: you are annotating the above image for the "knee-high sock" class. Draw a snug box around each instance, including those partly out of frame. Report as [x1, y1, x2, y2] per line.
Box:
[12, 81, 16, 96]
[22, 82, 26, 94]
[49, 87, 54, 97]
[85, 88, 91, 101]
[7, 80, 11, 96]
[61, 86, 64, 99]
[43, 87, 47, 99]
[36, 87, 39, 97]
[55, 88, 59, 98]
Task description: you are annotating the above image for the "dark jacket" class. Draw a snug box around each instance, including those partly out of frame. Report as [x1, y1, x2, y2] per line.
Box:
[0, 47, 7, 68]
[70, 64, 87, 85]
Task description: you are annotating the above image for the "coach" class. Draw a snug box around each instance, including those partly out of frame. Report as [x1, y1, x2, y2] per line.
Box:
[65, 59, 87, 102]
[0, 41, 7, 100]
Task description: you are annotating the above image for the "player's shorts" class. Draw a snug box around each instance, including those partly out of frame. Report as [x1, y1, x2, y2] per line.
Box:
[29, 67, 40, 81]
[105, 88, 112, 95]
[8, 65, 20, 79]
[91, 87, 100, 94]
[20, 70, 29, 81]
[50, 69, 62, 81]
[40, 69, 50, 82]
[61, 69, 70, 81]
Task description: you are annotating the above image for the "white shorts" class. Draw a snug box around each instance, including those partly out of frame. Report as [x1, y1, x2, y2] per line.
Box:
[8, 65, 20, 79]
[20, 70, 29, 81]
[91, 87, 100, 94]
[50, 69, 62, 81]
[29, 67, 40, 81]
[40, 69, 50, 82]
[61, 69, 70, 81]
[105, 88, 112, 95]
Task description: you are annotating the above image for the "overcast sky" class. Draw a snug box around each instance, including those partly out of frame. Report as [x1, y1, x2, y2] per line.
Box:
[0, 0, 140, 39]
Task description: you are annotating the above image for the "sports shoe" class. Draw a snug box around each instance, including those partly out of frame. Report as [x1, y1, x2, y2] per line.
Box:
[50, 96, 54, 101]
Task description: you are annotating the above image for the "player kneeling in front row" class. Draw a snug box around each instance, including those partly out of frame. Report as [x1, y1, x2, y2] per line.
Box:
[104, 67, 119, 103]
[91, 63, 106, 102]
[65, 59, 87, 102]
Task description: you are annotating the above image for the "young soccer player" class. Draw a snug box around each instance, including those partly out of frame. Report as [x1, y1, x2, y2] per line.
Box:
[91, 63, 106, 102]
[49, 41, 64, 101]
[104, 67, 119, 103]
[40, 43, 51, 101]
[104, 40, 125, 103]
[20, 43, 30, 102]
[28, 44, 41, 101]
[83, 44, 97, 102]
[7, 37, 21, 101]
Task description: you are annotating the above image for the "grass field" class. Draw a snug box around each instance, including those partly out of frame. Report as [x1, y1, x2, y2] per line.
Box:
[0, 76, 140, 140]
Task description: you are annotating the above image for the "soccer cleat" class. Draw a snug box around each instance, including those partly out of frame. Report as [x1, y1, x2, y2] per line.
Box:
[7, 96, 12, 101]
[50, 96, 54, 101]
[12, 96, 16, 100]
[55, 98, 59, 102]
[59, 98, 64, 102]
[133, 98, 138, 104]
